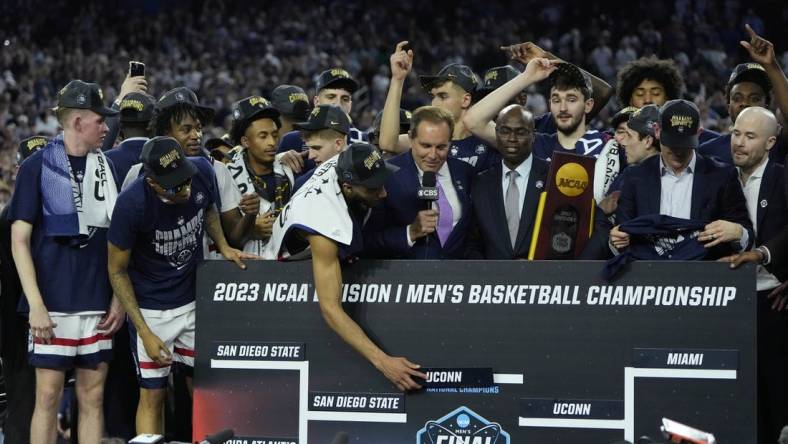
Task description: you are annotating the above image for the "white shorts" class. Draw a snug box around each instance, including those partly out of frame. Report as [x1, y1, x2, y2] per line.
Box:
[129, 302, 195, 389]
[28, 312, 113, 369]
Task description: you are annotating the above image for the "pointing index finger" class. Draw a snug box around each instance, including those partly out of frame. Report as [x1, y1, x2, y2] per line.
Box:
[744, 23, 757, 39]
[395, 41, 409, 52]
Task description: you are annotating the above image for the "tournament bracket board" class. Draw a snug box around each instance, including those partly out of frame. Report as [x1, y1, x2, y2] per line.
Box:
[193, 260, 756, 443]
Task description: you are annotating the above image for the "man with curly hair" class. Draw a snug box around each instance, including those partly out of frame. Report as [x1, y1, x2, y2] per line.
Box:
[616, 56, 719, 144]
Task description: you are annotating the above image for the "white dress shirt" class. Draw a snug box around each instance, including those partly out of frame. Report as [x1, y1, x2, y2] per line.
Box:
[501, 155, 533, 217]
[659, 153, 748, 252]
[406, 161, 462, 246]
[659, 153, 696, 219]
[738, 158, 781, 291]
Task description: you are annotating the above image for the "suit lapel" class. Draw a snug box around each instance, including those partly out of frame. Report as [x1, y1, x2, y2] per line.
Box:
[757, 162, 777, 233]
[515, 157, 546, 250]
[443, 159, 469, 248]
[647, 158, 662, 215]
[402, 151, 420, 204]
[690, 155, 706, 219]
[488, 163, 512, 252]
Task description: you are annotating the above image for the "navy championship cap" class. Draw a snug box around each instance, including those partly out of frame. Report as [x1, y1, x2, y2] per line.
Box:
[271, 84, 311, 120]
[18, 135, 48, 164]
[118, 92, 155, 123]
[316, 68, 359, 94]
[140, 136, 198, 189]
[55, 80, 118, 117]
[293, 105, 351, 134]
[157, 87, 215, 122]
[230, 96, 281, 144]
[479, 66, 520, 93]
[336, 142, 399, 188]
[659, 99, 700, 149]
[420, 63, 480, 94]
[728, 62, 772, 95]
[627, 104, 660, 137]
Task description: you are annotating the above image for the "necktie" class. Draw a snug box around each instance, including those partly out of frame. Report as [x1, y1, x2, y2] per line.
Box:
[436, 178, 454, 246]
[505, 170, 520, 248]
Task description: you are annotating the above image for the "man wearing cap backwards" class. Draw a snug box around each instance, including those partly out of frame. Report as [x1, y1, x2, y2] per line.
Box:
[465, 57, 610, 162]
[9, 80, 123, 444]
[107, 136, 253, 434]
[700, 25, 788, 165]
[291, 104, 353, 191]
[364, 106, 474, 259]
[0, 136, 46, 444]
[264, 143, 427, 391]
[616, 56, 719, 144]
[610, 99, 753, 260]
[106, 92, 155, 182]
[379, 41, 499, 174]
[123, 87, 255, 258]
[277, 69, 366, 173]
[225, 95, 295, 255]
[581, 105, 661, 260]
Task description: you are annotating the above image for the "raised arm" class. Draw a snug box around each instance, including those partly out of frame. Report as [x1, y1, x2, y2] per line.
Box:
[379, 41, 414, 155]
[308, 233, 425, 391]
[502, 41, 613, 119]
[741, 24, 788, 138]
[463, 58, 557, 145]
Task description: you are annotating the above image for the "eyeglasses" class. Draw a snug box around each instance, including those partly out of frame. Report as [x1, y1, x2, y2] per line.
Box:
[164, 178, 192, 195]
[496, 127, 532, 138]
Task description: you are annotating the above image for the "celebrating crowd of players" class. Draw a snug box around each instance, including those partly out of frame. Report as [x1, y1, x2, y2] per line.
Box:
[2, 21, 788, 444]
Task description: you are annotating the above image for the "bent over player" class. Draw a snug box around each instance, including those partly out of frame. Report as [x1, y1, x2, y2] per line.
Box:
[264, 142, 427, 391]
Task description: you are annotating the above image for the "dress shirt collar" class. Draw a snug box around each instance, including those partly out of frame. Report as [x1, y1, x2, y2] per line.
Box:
[502, 154, 533, 178]
[660, 151, 697, 177]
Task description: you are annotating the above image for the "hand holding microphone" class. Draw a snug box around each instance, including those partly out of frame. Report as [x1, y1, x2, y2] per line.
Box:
[410, 171, 439, 241]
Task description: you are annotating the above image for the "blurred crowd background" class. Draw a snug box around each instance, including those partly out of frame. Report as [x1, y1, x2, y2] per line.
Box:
[1, 0, 787, 204]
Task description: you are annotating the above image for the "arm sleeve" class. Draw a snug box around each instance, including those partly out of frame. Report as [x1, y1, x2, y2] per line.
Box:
[107, 191, 142, 250]
[213, 161, 241, 212]
[6, 157, 41, 224]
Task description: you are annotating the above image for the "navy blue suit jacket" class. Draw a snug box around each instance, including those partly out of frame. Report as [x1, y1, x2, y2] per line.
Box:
[466, 156, 548, 259]
[363, 152, 473, 259]
[757, 161, 788, 280]
[616, 153, 754, 259]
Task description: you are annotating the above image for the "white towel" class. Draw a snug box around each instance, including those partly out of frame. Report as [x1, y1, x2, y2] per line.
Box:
[263, 154, 352, 260]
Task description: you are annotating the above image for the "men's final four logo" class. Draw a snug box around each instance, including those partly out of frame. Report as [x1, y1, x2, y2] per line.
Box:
[416, 406, 510, 444]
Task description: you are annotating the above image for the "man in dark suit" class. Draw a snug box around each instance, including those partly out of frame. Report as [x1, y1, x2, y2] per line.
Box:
[364, 106, 473, 259]
[610, 99, 753, 259]
[715, 107, 787, 442]
[466, 105, 547, 259]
